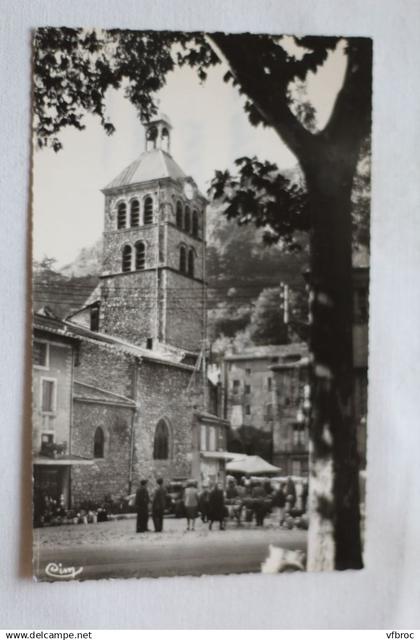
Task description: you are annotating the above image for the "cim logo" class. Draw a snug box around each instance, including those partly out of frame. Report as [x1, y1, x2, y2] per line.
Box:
[45, 562, 83, 580]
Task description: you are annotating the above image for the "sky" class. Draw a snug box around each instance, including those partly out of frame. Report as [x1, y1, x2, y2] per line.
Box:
[33, 37, 347, 267]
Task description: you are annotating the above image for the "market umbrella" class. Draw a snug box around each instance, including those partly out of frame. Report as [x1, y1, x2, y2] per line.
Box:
[226, 455, 281, 476]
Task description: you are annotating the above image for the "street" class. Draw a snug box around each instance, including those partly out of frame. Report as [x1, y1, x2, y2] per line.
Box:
[33, 515, 307, 581]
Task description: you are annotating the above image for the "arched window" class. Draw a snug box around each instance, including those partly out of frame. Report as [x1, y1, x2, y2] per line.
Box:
[188, 248, 195, 277]
[130, 200, 140, 227]
[135, 241, 145, 270]
[117, 202, 127, 229]
[122, 245, 132, 272]
[192, 210, 199, 237]
[179, 246, 186, 273]
[161, 127, 169, 152]
[176, 201, 183, 228]
[184, 206, 191, 233]
[144, 196, 153, 225]
[146, 125, 158, 149]
[153, 419, 169, 460]
[94, 427, 105, 458]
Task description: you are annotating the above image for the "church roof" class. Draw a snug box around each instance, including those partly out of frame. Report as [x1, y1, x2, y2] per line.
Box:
[103, 149, 187, 192]
[64, 320, 195, 371]
[145, 112, 172, 128]
[73, 381, 136, 408]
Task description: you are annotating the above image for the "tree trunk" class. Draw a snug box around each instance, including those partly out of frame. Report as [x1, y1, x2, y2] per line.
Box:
[303, 143, 363, 571]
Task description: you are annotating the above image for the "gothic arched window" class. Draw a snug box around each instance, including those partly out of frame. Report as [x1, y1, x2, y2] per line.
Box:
[184, 206, 191, 233]
[192, 210, 199, 237]
[135, 241, 145, 270]
[176, 201, 183, 228]
[188, 248, 195, 277]
[122, 245, 132, 272]
[179, 246, 186, 273]
[153, 419, 169, 460]
[94, 427, 105, 458]
[144, 196, 153, 225]
[117, 202, 127, 229]
[130, 200, 140, 227]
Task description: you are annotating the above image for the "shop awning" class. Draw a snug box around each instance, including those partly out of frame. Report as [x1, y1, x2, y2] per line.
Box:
[200, 451, 229, 461]
[226, 455, 281, 475]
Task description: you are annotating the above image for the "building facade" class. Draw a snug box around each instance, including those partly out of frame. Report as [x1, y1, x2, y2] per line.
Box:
[270, 346, 310, 476]
[33, 115, 228, 519]
[222, 259, 369, 476]
[222, 343, 309, 470]
[32, 311, 93, 524]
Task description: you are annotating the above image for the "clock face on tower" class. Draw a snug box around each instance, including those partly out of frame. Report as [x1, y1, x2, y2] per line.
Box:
[183, 180, 195, 200]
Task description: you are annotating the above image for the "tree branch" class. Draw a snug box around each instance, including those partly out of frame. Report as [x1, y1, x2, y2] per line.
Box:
[209, 33, 316, 159]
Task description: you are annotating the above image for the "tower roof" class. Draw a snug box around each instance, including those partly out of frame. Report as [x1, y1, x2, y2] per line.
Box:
[143, 112, 172, 128]
[103, 148, 187, 192]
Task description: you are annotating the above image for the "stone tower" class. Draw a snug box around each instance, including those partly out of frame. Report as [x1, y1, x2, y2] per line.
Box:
[99, 114, 207, 354]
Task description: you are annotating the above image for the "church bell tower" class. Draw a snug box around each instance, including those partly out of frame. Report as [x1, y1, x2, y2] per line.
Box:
[98, 114, 207, 354]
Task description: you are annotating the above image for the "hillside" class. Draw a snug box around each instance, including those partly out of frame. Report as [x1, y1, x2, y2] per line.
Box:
[60, 239, 103, 278]
[33, 258, 99, 319]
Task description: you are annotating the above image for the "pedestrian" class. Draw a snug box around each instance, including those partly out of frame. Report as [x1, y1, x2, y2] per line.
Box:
[263, 480, 272, 496]
[184, 480, 199, 531]
[208, 482, 225, 530]
[236, 482, 246, 500]
[235, 481, 246, 524]
[242, 479, 254, 523]
[226, 477, 238, 500]
[198, 485, 210, 523]
[225, 477, 238, 521]
[273, 483, 287, 527]
[135, 479, 150, 533]
[252, 481, 267, 527]
[152, 477, 166, 532]
[301, 479, 309, 512]
[286, 476, 297, 509]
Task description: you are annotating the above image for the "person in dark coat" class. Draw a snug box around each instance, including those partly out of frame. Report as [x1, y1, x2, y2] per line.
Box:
[286, 476, 297, 509]
[135, 479, 150, 533]
[152, 478, 166, 532]
[199, 486, 210, 523]
[302, 480, 309, 513]
[208, 482, 225, 530]
[252, 481, 267, 526]
[273, 483, 287, 526]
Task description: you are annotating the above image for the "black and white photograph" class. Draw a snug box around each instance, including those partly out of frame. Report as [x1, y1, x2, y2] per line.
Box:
[31, 28, 371, 581]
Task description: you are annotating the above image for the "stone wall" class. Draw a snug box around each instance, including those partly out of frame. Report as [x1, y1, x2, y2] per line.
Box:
[164, 269, 204, 352]
[132, 359, 196, 486]
[100, 264, 204, 350]
[165, 223, 204, 279]
[99, 179, 206, 351]
[74, 340, 134, 398]
[72, 337, 199, 498]
[71, 400, 134, 506]
[100, 270, 158, 347]
[103, 225, 158, 274]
